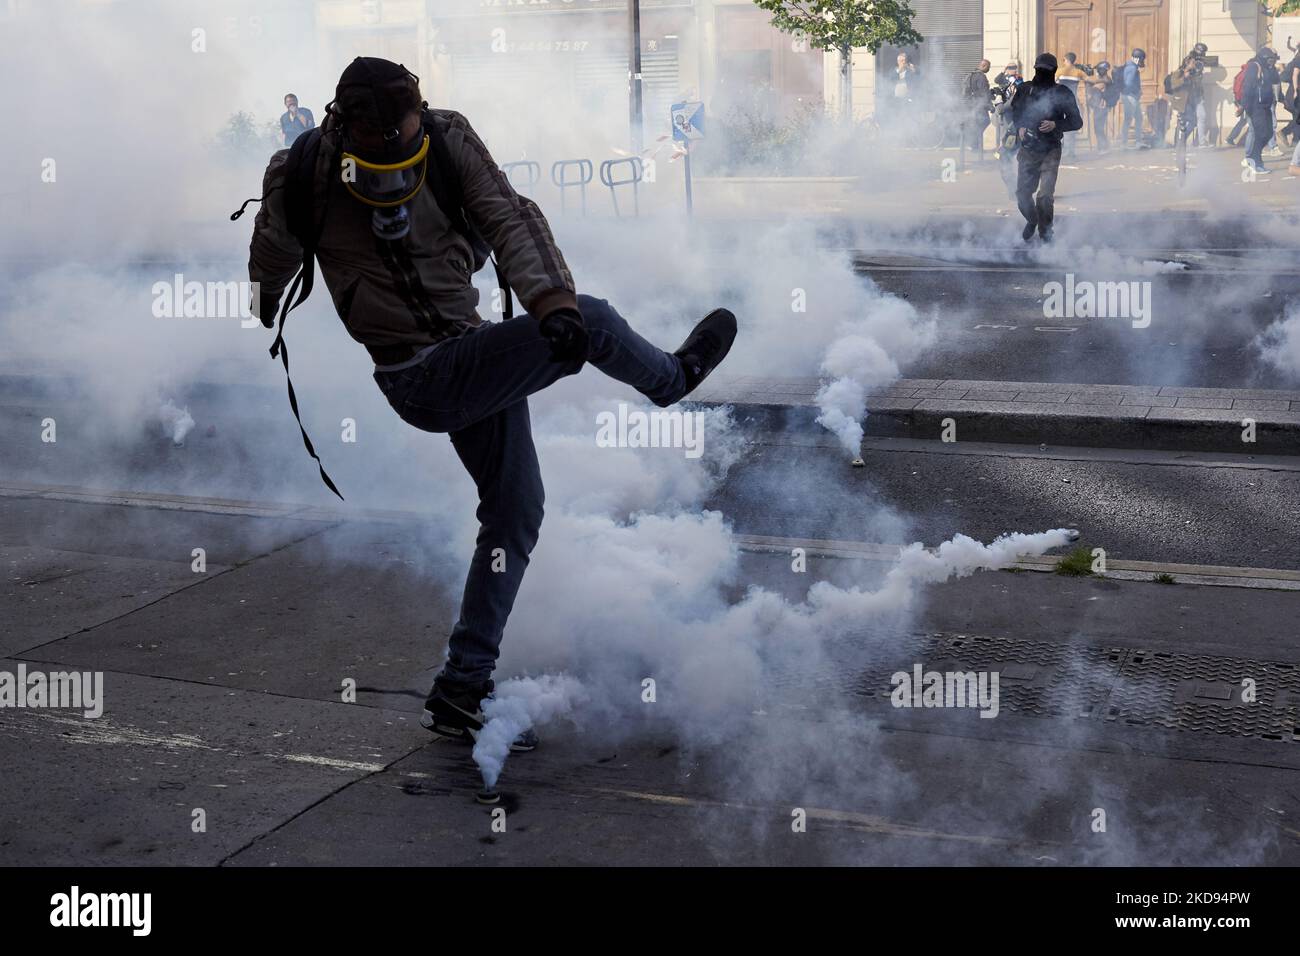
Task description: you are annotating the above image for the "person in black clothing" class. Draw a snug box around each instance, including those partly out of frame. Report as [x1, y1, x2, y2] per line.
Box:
[1281, 47, 1300, 152]
[1242, 48, 1280, 174]
[1011, 53, 1083, 242]
[961, 59, 993, 160]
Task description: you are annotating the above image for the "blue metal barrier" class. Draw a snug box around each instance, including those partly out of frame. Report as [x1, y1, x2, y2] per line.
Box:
[550, 159, 594, 216]
[599, 157, 643, 217]
[501, 160, 541, 193]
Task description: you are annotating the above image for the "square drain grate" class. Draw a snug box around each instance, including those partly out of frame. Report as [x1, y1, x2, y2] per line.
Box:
[837, 632, 1300, 744]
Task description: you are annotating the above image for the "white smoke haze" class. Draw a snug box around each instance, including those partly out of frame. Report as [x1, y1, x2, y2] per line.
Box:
[1256, 303, 1300, 379]
[480, 523, 1076, 784]
[4, 1, 1245, 862]
[158, 398, 196, 445]
[474, 675, 586, 789]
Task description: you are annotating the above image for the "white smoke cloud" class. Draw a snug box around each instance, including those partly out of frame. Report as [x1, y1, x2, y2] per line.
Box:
[158, 398, 196, 445]
[474, 675, 586, 789]
[1257, 304, 1300, 379]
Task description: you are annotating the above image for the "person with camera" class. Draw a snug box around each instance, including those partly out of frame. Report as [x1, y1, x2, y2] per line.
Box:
[1010, 53, 1082, 242]
[1166, 51, 1207, 151]
[1084, 61, 1119, 153]
[992, 61, 1024, 198]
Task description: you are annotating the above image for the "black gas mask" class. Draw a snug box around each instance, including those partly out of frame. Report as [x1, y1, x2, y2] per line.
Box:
[332, 57, 429, 240]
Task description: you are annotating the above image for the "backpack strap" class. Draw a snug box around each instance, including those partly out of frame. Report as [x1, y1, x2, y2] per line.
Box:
[422, 110, 513, 320]
[271, 128, 345, 501]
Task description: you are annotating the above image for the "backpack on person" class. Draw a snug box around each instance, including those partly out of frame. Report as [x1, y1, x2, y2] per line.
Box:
[230, 109, 511, 499]
[1233, 63, 1248, 105]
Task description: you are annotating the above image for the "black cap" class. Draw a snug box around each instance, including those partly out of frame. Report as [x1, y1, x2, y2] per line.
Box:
[1034, 52, 1058, 72]
[337, 57, 412, 94]
[1258, 46, 1278, 61]
[333, 57, 420, 130]
[1132, 48, 1146, 62]
[1192, 42, 1208, 56]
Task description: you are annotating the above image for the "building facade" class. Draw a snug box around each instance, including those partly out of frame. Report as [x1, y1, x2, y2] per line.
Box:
[837, 0, 1271, 135]
[314, 0, 822, 144]
[312, 1, 1279, 147]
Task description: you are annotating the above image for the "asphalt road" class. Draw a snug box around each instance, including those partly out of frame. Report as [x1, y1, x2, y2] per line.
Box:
[854, 249, 1300, 390]
[708, 430, 1300, 571]
[2, 490, 1297, 866]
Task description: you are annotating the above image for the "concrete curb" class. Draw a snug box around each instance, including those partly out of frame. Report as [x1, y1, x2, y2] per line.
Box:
[690, 377, 1300, 456]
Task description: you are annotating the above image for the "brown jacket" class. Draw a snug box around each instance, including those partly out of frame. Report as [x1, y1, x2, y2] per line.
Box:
[249, 109, 578, 365]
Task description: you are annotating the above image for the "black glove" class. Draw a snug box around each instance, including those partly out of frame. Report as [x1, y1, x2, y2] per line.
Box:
[251, 291, 282, 329]
[539, 308, 589, 364]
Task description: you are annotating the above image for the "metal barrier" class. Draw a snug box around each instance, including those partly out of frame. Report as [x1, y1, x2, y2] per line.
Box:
[550, 159, 593, 216]
[501, 160, 541, 194]
[599, 157, 643, 217]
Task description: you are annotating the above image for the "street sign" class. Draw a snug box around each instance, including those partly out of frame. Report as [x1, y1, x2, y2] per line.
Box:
[670, 101, 704, 142]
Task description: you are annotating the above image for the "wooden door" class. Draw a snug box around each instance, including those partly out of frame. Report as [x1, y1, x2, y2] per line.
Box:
[1041, 0, 1168, 103]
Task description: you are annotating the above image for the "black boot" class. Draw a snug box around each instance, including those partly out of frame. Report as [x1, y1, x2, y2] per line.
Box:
[422, 676, 538, 752]
[1022, 220, 1038, 241]
[672, 308, 737, 400]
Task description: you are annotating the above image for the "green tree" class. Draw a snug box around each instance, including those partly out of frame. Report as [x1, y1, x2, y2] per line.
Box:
[751, 0, 923, 121]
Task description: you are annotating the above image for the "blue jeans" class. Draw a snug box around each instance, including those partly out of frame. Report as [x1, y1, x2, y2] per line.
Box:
[1243, 104, 1277, 156]
[1245, 106, 1274, 166]
[1194, 99, 1209, 145]
[1121, 93, 1142, 146]
[1092, 104, 1112, 151]
[373, 295, 687, 686]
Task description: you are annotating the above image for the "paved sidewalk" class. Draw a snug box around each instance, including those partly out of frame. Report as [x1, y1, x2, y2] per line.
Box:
[692, 376, 1300, 454]
[3, 488, 1300, 865]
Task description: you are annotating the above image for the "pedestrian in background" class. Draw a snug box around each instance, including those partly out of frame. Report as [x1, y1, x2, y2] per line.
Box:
[961, 59, 993, 161]
[1116, 48, 1146, 148]
[1057, 53, 1085, 160]
[1085, 61, 1118, 153]
[888, 52, 919, 131]
[279, 93, 315, 147]
[1226, 60, 1250, 147]
[1242, 47, 1280, 174]
[1281, 45, 1300, 173]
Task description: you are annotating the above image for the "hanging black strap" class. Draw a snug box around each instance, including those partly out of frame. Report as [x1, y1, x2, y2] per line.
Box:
[267, 128, 343, 500]
[269, 257, 343, 501]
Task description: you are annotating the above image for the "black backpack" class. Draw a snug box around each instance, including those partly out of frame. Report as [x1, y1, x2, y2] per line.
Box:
[232, 110, 511, 500]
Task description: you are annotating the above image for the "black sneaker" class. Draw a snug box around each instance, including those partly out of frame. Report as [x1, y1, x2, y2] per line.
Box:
[672, 308, 737, 401]
[1022, 221, 1037, 241]
[421, 677, 539, 752]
